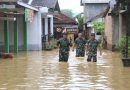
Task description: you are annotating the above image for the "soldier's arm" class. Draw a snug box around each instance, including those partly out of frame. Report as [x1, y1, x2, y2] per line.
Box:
[57, 40, 60, 47]
[85, 40, 89, 55]
[84, 39, 87, 50]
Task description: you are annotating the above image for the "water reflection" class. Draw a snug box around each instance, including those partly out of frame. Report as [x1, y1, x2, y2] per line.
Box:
[0, 50, 130, 90]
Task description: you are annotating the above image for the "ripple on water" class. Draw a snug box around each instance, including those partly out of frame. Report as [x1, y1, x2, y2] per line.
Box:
[0, 88, 7, 90]
[0, 50, 128, 90]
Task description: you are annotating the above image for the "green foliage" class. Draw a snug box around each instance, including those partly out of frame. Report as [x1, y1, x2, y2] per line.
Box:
[76, 14, 84, 31]
[61, 9, 74, 18]
[45, 39, 58, 50]
[45, 42, 52, 50]
[93, 21, 105, 33]
[117, 36, 130, 58]
[117, 36, 126, 51]
[116, 0, 125, 3]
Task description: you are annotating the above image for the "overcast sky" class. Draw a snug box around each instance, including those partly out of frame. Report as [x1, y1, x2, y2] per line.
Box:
[58, 0, 83, 14]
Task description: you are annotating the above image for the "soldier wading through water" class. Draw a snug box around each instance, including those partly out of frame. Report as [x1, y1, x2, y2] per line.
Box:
[86, 33, 102, 62]
[57, 33, 72, 62]
[72, 33, 86, 57]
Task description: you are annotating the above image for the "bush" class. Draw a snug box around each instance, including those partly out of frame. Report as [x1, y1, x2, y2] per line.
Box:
[117, 36, 126, 57]
[117, 36, 126, 51]
[45, 42, 52, 50]
[45, 39, 58, 50]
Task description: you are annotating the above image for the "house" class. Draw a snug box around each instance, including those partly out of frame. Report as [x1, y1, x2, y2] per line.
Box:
[81, 0, 110, 39]
[30, 0, 60, 38]
[105, 0, 130, 59]
[0, 0, 42, 53]
[22, 0, 60, 49]
[81, 0, 110, 22]
[53, 12, 78, 42]
[104, 0, 120, 50]
[105, 0, 130, 52]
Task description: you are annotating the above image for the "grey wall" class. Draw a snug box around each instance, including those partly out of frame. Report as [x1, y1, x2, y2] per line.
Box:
[84, 3, 108, 22]
[112, 15, 119, 49]
[0, 16, 24, 52]
[0, 12, 42, 52]
[27, 12, 42, 51]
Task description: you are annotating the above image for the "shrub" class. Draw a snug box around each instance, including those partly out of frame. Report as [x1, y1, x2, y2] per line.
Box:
[117, 36, 126, 51]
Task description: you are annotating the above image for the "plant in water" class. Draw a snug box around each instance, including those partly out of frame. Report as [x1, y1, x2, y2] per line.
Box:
[117, 36, 126, 57]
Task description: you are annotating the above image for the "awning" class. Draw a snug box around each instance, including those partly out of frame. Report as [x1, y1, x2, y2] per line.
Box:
[0, 1, 38, 15]
[17, 1, 38, 11]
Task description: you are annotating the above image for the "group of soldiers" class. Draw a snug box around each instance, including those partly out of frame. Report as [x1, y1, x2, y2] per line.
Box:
[57, 33, 102, 62]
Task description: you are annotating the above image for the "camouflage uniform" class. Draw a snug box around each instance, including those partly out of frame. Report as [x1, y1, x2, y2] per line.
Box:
[75, 37, 86, 57]
[86, 39, 99, 62]
[57, 38, 71, 62]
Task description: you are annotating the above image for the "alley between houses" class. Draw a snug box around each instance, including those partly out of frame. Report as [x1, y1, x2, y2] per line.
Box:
[0, 50, 130, 90]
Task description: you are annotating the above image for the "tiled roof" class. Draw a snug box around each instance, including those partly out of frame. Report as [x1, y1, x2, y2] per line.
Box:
[22, 0, 29, 3]
[81, 0, 110, 4]
[32, 0, 57, 8]
[54, 12, 77, 24]
[22, 0, 58, 9]
[86, 7, 109, 23]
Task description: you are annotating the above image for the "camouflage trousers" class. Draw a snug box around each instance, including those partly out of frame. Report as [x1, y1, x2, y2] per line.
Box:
[76, 48, 85, 57]
[59, 51, 69, 62]
[87, 55, 97, 62]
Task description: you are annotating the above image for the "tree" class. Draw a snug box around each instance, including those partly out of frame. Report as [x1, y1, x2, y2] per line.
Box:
[116, 0, 125, 3]
[61, 9, 74, 18]
[76, 14, 84, 32]
[93, 21, 105, 33]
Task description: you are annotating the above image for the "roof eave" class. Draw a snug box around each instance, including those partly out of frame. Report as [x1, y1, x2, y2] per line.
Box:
[17, 1, 38, 11]
[80, 0, 84, 6]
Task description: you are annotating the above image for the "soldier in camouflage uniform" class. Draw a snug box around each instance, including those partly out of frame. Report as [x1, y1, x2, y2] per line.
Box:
[72, 33, 86, 57]
[57, 33, 71, 62]
[86, 33, 102, 62]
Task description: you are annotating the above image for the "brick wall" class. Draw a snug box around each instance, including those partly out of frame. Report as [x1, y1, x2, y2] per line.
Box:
[105, 9, 113, 50]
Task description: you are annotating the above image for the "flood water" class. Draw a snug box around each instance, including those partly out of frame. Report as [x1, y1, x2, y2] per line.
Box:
[0, 49, 130, 90]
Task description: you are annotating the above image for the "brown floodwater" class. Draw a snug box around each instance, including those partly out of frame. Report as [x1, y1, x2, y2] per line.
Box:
[0, 49, 130, 90]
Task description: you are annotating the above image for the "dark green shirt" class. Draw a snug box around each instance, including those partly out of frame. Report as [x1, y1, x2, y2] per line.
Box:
[75, 37, 86, 49]
[86, 39, 99, 56]
[57, 38, 71, 53]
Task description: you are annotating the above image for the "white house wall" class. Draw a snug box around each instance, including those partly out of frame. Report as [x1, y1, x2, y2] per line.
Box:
[0, 13, 42, 52]
[27, 12, 42, 51]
